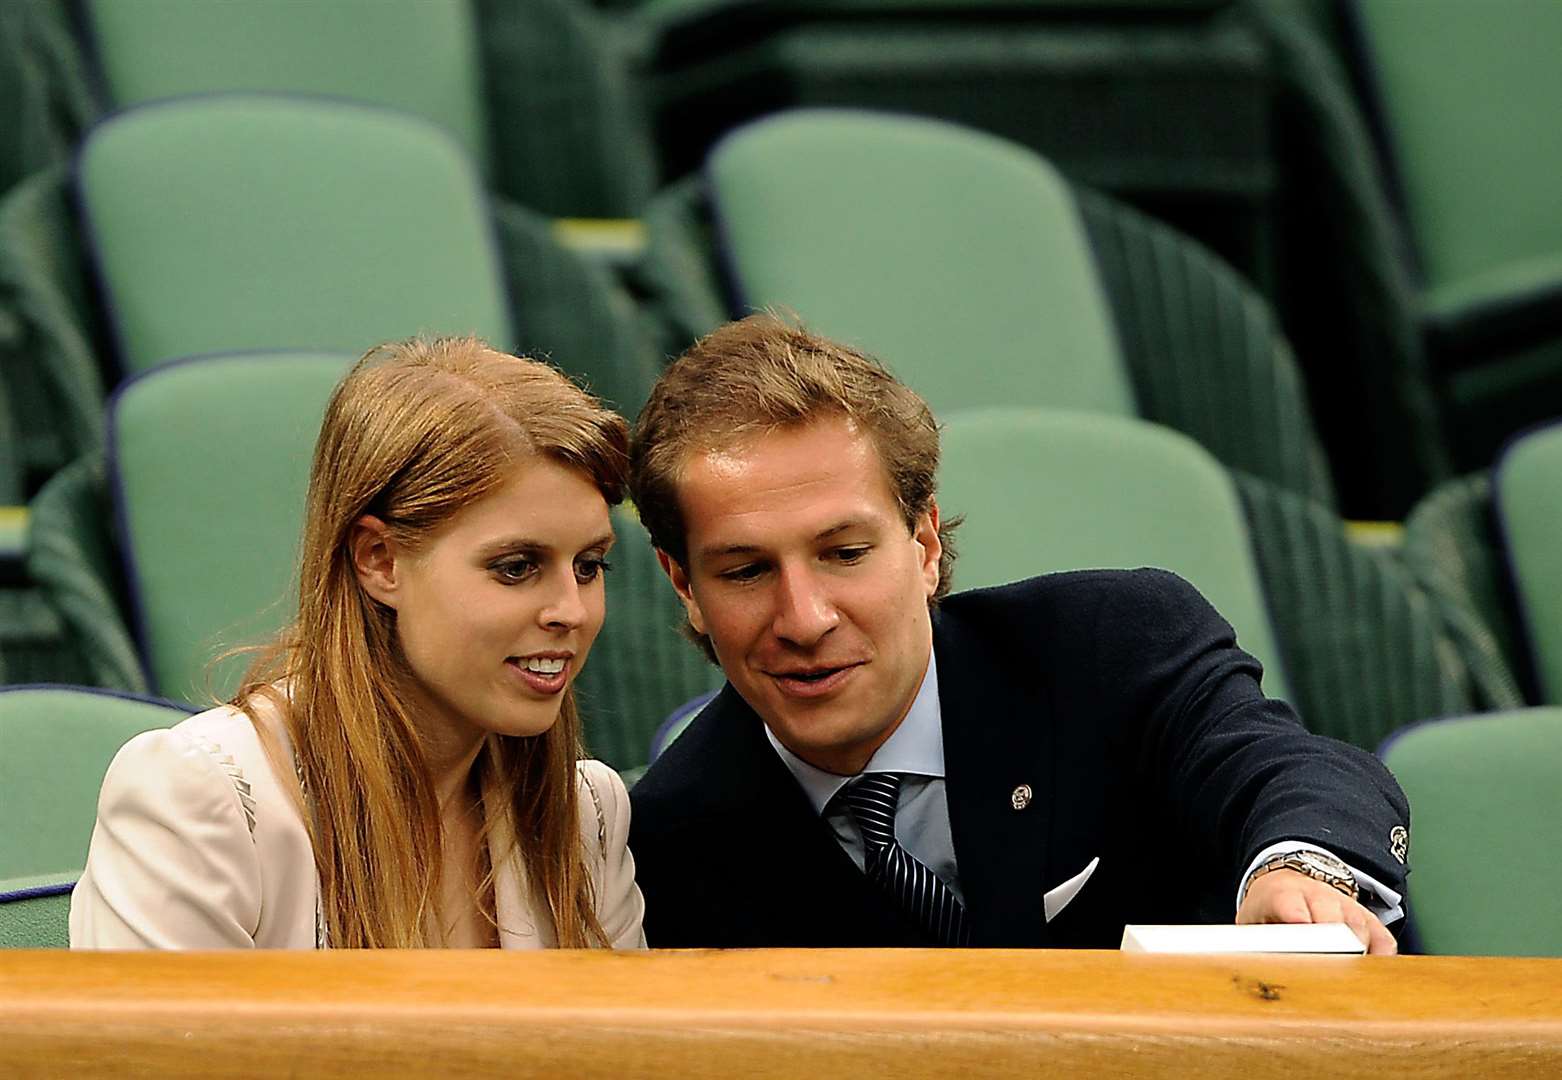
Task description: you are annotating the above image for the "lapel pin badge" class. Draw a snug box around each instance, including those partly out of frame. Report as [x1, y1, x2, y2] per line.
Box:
[1010, 784, 1033, 811]
[1389, 825, 1408, 864]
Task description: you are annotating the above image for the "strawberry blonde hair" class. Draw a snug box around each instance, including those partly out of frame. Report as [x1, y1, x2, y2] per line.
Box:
[237, 336, 628, 947]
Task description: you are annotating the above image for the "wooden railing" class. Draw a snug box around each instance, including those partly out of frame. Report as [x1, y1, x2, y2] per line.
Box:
[3, 948, 1560, 1077]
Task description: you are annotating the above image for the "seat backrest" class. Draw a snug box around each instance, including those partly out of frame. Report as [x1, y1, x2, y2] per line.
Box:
[78, 95, 512, 377]
[573, 506, 725, 771]
[1352, 0, 1562, 313]
[0, 686, 192, 883]
[938, 407, 1290, 702]
[110, 352, 352, 703]
[709, 110, 1133, 418]
[1380, 706, 1562, 956]
[0, 874, 75, 949]
[1495, 421, 1562, 704]
[85, 0, 489, 167]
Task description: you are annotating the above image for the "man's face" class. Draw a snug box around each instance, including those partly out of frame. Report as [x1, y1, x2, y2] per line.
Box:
[660, 416, 941, 775]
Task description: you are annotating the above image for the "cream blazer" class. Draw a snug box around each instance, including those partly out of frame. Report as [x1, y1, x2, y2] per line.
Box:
[69, 703, 646, 949]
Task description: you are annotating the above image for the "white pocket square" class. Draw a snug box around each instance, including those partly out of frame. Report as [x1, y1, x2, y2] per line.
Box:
[1043, 856, 1100, 923]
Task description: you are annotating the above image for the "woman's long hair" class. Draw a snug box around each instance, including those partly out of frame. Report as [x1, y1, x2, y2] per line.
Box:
[235, 337, 629, 947]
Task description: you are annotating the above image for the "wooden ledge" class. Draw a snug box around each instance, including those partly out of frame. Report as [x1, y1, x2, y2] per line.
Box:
[3, 949, 1560, 1077]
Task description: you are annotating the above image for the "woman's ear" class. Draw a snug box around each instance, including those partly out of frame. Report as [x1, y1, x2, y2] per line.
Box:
[350, 515, 400, 609]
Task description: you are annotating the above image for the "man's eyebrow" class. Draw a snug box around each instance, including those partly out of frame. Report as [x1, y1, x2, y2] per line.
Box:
[696, 519, 874, 561]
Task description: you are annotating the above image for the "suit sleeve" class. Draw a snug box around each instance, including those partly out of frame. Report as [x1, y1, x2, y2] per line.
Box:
[69, 729, 263, 949]
[1100, 570, 1410, 899]
[580, 761, 647, 948]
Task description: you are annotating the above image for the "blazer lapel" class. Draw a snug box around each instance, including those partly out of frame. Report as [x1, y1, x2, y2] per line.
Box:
[936, 612, 1054, 947]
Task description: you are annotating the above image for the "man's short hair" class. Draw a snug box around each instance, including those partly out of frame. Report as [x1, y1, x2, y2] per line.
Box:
[629, 313, 959, 596]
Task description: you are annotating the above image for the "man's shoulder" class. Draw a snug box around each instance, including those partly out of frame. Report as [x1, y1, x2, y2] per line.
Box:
[941, 567, 1207, 634]
[630, 684, 767, 825]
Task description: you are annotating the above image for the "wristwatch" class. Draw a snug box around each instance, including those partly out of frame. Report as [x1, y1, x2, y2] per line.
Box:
[1242, 850, 1359, 904]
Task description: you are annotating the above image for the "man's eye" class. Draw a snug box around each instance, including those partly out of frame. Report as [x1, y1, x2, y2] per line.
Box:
[575, 557, 612, 584]
[832, 546, 871, 564]
[719, 563, 765, 583]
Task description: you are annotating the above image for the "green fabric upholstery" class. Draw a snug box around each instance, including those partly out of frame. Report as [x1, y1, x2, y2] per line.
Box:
[493, 200, 664, 418]
[1352, 0, 1562, 316]
[1381, 707, 1562, 956]
[25, 453, 147, 694]
[1074, 186, 1336, 509]
[1247, 0, 1446, 515]
[710, 111, 1134, 418]
[1401, 474, 1530, 707]
[1495, 423, 1562, 704]
[939, 408, 1290, 704]
[86, 0, 490, 170]
[0, 585, 92, 688]
[1235, 474, 1521, 751]
[0, 686, 191, 882]
[110, 353, 350, 704]
[0, 166, 109, 490]
[0, 0, 98, 199]
[642, 116, 1335, 509]
[476, 0, 657, 217]
[574, 506, 724, 771]
[78, 96, 513, 376]
[0, 873, 74, 949]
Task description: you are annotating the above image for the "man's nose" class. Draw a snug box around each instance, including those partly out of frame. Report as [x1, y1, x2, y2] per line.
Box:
[539, 571, 588, 631]
[770, 565, 839, 646]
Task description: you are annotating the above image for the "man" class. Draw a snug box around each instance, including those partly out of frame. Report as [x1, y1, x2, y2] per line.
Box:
[627, 314, 1408, 953]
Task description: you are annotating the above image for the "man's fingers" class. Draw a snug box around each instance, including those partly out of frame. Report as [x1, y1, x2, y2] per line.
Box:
[1264, 890, 1314, 925]
[1304, 889, 1348, 928]
[1364, 913, 1398, 956]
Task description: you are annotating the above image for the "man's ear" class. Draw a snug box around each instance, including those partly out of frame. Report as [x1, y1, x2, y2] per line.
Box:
[656, 549, 707, 635]
[350, 515, 401, 609]
[915, 498, 943, 598]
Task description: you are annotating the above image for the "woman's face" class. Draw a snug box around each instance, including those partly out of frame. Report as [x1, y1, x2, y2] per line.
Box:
[372, 457, 613, 751]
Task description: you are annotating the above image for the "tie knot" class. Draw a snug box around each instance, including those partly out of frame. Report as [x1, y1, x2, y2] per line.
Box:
[840, 772, 903, 852]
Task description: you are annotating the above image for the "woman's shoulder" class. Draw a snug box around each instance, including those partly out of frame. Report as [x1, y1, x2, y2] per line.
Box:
[573, 759, 631, 854]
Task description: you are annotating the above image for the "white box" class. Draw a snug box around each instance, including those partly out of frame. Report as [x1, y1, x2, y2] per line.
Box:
[1120, 922, 1367, 954]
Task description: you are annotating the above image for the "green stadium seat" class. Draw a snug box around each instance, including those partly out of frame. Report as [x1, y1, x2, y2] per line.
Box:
[1237, 473, 1520, 750]
[1381, 707, 1562, 956]
[0, 685, 191, 948]
[86, 0, 491, 168]
[1494, 422, 1562, 703]
[1255, 0, 1562, 497]
[108, 352, 351, 704]
[1350, 0, 1562, 467]
[712, 112, 1133, 417]
[84, 0, 655, 218]
[939, 407, 1291, 703]
[644, 110, 1336, 509]
[1401, 474, 1530, 705]
[573, 506, 724, 772]
[78, 96, 512, 377]
[1402, 422, 1562, 709]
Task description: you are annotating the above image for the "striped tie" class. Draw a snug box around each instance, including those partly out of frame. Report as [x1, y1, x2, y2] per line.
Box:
[840, 772, 970, 946]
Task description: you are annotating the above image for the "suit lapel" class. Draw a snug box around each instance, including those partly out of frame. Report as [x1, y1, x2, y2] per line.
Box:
[936, 611, 1054, 947]
[712, 686, 925, 945]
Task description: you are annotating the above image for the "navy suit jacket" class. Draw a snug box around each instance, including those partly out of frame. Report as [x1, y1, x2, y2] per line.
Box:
[629, 569, 1411, 948]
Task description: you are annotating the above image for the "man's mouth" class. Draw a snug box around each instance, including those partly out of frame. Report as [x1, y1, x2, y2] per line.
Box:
[768, 663, 859, 698]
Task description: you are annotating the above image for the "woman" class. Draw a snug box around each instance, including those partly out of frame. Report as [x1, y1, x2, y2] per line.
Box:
[70, 337, 644, 948]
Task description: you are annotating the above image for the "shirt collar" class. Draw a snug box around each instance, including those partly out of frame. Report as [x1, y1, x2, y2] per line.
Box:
[764, 650, 945, 816]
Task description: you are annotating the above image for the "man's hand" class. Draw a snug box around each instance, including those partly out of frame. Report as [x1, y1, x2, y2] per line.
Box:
[1236, 868, 1397, 955]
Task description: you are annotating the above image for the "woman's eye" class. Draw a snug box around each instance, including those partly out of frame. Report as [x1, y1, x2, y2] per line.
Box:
[574, 557, 612, 584]
[492, 559, 537, 583]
